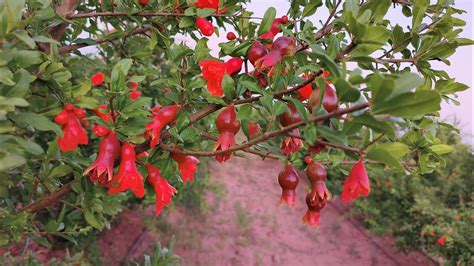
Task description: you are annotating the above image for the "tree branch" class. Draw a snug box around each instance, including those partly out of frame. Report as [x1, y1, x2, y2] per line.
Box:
[159, 103, 370, 157]
[67, 11, 262, 20]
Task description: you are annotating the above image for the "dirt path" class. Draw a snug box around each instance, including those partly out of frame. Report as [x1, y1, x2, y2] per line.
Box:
[100, 155, 435, 266]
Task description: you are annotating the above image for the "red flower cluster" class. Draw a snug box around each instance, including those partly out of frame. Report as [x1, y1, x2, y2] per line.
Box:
[146, 164, 177, 215]
[341, 160, 370, 202]
[214, 105, 240, 162]
[145, 105, 180, 148]
[278, 164, 300, 206]
[54, 104, 89, 152]
[199, 57, 243, 97]
[171, 153, 200, 183]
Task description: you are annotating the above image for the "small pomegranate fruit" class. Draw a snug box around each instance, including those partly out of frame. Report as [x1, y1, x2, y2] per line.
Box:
[214, 105, 240, 163]
[307, 82, 338, 113]
[302, 193, 327, 227]
[226, 32, 237, 40]
[272, 36, 296, 56]
[305, 157, 331, 202]
[138, 0, 149, 6]
[278, 164, 300, 207]
[279, 104, 303, 155]
[281, 15, 289, 24]
[248, 41, 268, 66]
[196, 17, 214, 36]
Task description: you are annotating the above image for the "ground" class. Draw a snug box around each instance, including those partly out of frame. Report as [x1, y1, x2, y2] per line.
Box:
[98, 155, 436, 266]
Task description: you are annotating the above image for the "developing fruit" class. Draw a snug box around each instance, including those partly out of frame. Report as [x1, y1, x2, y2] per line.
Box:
[278, 164, 300, 207]
[248, 41, 268, 66]
[214, 105, 240, 162]
[226, 32, 236, 40]
[196, 17, 214, 36]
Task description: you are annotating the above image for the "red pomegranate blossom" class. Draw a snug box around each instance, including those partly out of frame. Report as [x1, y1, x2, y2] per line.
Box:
[199, 58, 243, 97]
[278, 164, 300, 207]
[145, 105, 179, 148]
[146, 164, 177, 215]
[214, 105, 240, 163]
[91, 72, 105, 86]
[108, 142, 145, 198]
[196, 17, 215, 36]
[93, 104, 113, 123]
[341, 160, 370, 202]
[247, 121, 261, 140]
[83, 132, 120, 185]
[194, 0, 226, 13]
[437, 235, 446, 246]
[54, 104, 89, 152]
[171, 153, 200, 183]
[302, 194, 327, 227]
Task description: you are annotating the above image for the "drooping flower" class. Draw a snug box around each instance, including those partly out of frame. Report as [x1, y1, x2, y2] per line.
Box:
[302, 193, 327, 227]
[54, 104, 89, 152]
[108, 142, 145, 198]
[83, 132, 120, 185]
[146, 164, 177, 215]
[171, 153, 200, 183]
[91, 72, 105, 86]
[92, 124, 111, 137]
[278, 164, 300, 207]
[341, 160, 370, 203]
[199, 58, 243, 97]
[214, 105, 240, 162]
[145, 105, 179, 148]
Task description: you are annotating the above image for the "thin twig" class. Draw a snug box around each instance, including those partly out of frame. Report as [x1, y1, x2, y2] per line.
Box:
[67, 11, 262, 20]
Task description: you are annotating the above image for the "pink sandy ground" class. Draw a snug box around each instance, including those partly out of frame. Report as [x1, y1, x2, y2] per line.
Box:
[98, 155, 436, 266]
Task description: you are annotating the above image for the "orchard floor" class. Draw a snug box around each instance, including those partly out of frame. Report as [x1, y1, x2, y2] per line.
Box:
[98, 155, 436, 266]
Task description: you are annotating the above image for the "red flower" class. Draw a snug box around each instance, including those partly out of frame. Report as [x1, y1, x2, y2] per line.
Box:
[145, 105, 179, 148]
[298, 74, 313, 101]
[93, 104, 113, 123]
[247, 121, 261, 140]
[108, 142, 145, 198]
[92, 124, 111, 137]
[194, 0, 226, 13]
[196, 17, 215, 36]
[341, 160, 370, 203]
[437, 235, 446, 246]
[171, 153, 200, 183]
[146, 164, 177, 215]
[214, 105, 240, 162]
[54, 104, 89, 152]
[129, 90, 142, 100]
[308, 141, 327, 155]
[305, 158, 331, 202]
[91, 72, 105, 86]
[278, 164, 300, 207]
[130, 82, 138, 91]
[83, 132, 120, 185]
[302, 194, 327, 227]
[199, 58, 242, 97]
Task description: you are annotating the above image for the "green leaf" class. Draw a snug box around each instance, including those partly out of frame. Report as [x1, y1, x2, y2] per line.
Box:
[345, 113, 395, 138]
[0, 151, 25, 171]
[302, 0, 322, 17]
[393, 72, 424, 96]
[412, 0, 429, 31]
[366, 148, 403, 171]
[9, 112, 62, 136]
[334, 78, 360, 102]
[13, 30, 35, 49]
[179, 17, 194, 28]
[48, 165, 72, 179]
[195, 38, 211, 60]
[257, 7, 276, 36]
[317, 126, 348, 145]
[84, 211, 103, 230]
[430, 144, 453, 155]
[222, 74, 235, 100]
[75, 97, 99, 109]
[372, 90, 441, 117]
[196, 8, 216, 18]
[237, 105, 252, 120]
[371, 143, 409, 159]
[310, 45, 342, 77]
[285, 97, 308, 121]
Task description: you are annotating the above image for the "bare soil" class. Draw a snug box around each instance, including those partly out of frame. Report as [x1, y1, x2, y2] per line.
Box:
[99, 155, 435, 266]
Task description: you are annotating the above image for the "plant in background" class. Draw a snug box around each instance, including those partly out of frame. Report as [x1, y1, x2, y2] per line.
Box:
[0, 0, 472, 263]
